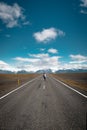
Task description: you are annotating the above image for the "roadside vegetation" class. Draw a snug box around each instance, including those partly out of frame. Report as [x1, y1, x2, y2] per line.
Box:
[51, 73, 87, 92]
[0, 74, 39, 97]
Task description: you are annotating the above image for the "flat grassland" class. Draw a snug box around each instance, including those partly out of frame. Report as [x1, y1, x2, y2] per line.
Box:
[51, 73, 87, 92]
[0, 74, 39, 97]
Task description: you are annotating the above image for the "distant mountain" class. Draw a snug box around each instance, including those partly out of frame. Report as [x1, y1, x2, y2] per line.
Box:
[55, 69, 87, 73]
[36, 69, 52, 73]
[0, 69, 87, 74]
[0, 70, 14, 74]
[17, 70, 33, 74]
[36, 69, 87, 74]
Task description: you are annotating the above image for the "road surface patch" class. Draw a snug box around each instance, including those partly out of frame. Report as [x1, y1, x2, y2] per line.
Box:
[43, 85, 46, 90]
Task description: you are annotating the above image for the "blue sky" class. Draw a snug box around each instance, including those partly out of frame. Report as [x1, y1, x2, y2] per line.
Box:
[0, 0, 87, 72]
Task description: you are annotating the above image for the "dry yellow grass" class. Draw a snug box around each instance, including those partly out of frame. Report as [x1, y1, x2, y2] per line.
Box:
[0, 74, 39, 96]
[51, 73, 87, 91]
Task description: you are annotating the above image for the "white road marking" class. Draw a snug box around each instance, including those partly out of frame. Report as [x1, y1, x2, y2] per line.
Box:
[43, 85, 46, 90]
[0, 77, 39, 100]
[52, 77, 87, 99]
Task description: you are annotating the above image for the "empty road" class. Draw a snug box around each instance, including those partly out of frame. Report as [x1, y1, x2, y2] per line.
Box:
[0, 75, 87, 130]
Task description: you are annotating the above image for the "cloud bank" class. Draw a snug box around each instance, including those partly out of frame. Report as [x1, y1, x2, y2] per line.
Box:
[0, 52, 87, 72]
[0, 60, 16, 71]
[14, 53, 61, 72]
[70, 54, 87, 63]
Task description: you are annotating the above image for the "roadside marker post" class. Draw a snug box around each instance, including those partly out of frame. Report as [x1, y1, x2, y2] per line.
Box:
[18, 79, 20, 86]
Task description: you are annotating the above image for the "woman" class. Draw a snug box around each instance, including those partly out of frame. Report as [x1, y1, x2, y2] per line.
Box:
[43, 73, 46, 80]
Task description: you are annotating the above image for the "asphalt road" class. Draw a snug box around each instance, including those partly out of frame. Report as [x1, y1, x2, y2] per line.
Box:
[0, 75, 87, 130]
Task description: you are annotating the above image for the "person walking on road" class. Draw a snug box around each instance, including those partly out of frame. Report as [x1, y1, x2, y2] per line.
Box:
[43, 73, 47, 80]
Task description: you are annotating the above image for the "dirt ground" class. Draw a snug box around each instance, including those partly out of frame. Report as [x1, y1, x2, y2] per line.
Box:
[0, 74, 39, 97]
[51, 73, 87, 92]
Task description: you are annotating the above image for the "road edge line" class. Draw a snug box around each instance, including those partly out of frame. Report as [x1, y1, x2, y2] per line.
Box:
[52, 76, 87, 99]
[0, 76, 39, 100]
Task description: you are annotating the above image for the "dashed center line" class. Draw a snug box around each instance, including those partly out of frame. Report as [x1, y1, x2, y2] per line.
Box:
[43, 85, 46, 90]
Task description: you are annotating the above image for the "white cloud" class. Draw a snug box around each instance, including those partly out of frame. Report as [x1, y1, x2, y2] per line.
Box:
[0, 60, 8, 66]
[48, 48, 58, 54]
[69, 54, 87, 63]
[23, 21, 30, 25]
[33, 28, 65, 43]
[80, 0, 87, 14]
[40, 48, 45, 51]
[13, 57, 40, 63]
[60, 63, 87, 70]
[29, 53, 49, 58]
[0, 60, 16, 71]
[80, 9, 87, 14]
[0, 2, 29, 28]
[80, 0, 87, 7]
